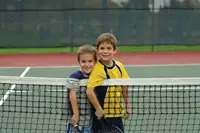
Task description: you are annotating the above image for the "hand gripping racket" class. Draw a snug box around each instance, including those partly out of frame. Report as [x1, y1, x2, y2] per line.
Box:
[67, 123, 82, 133]
[73, 123, 82, 133]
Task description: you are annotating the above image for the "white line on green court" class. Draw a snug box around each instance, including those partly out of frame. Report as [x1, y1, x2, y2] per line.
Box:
[0, 63, 200, 69]
[1, 63, 200, 69]
[0, 67, 30, 106]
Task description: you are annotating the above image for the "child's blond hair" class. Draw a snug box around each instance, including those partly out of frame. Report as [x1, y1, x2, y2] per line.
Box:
[77, 44, 97, 62]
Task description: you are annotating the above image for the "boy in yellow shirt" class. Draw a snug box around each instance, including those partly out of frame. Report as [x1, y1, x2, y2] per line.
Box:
[86, 33, 131, 133]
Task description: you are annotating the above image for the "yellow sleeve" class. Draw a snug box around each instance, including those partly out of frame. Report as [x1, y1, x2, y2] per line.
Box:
[118, 61, 129, 78]
[87, 62, 106, 88]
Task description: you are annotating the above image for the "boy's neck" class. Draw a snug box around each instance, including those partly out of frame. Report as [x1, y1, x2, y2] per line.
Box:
[79, 69, 90, 77]
[100, 60, 113, 67]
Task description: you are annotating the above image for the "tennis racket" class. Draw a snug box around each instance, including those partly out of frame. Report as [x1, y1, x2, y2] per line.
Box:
[71, 123, 82, 133]
[97, 116, 123, 133]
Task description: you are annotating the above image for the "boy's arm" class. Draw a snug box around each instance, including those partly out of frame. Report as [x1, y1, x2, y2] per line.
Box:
[86, 87, 104, 119]
[70, 90, 79, 124]
[122, 86, 131, 118]
[119, 63, 131, 117]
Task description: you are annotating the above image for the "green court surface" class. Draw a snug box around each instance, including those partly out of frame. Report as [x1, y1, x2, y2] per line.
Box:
[125, 64, 200, 78]
[1, 64, 200, 133]
[1, 64, 200, 78]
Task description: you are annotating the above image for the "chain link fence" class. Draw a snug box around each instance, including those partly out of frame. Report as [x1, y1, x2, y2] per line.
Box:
[0, 0, 200, 48]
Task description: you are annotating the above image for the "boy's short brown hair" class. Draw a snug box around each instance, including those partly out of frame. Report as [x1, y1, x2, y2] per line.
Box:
[77, 44, 97, 62]
[96, 33, 117, 50]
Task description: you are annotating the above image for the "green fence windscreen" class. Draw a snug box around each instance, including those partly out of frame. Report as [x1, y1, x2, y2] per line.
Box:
[0, 0, 200, 48]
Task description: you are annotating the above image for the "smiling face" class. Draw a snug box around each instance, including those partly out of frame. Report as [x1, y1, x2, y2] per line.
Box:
[97, 41, 117, 66]
[79, 53, 96, 75]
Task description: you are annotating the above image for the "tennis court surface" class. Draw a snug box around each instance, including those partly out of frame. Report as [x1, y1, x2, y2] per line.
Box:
[1, 52, 200, 133]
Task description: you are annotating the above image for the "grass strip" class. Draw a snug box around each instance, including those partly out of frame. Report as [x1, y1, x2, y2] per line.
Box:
[0, 45, 200, 55]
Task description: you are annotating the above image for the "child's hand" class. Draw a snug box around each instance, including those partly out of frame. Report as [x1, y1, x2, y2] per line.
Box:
[71, 113, 79, 125]
[95, 108, 104, 119]
[122, 106, 131, 119]
[126, 107, 131, 119]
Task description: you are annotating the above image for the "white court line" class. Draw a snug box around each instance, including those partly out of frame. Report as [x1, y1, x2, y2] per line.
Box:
[125, 63, 200, 67]
[1, 63, 200, 68]
[0, 67, 30, 106]
[0, 65, 79, 68]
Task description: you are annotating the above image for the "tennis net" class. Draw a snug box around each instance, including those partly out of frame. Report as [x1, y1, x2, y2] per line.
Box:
[0, 76, 200, 133]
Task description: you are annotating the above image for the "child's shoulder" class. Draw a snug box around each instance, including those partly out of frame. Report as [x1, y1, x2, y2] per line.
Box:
[90, 61, 105, 73]
[115, 60, 124, 67]
[69, 70, 86, 79]
[94, 61, 104, 68]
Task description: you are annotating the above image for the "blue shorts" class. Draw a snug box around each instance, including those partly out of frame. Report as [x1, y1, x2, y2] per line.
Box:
[66, 123, 91, 133]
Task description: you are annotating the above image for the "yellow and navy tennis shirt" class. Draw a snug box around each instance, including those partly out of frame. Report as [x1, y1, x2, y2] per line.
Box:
[87, 60, 129, 118]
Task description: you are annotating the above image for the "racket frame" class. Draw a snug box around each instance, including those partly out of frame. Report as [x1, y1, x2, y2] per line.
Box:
[98, 116, 123, 133]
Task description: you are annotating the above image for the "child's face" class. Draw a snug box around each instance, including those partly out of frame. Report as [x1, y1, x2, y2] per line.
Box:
[97, 42, 117, 64]
[79, 53, 96, 75]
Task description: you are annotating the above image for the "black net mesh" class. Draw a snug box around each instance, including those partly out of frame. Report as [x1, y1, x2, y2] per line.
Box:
[0, 76, 200, 133]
